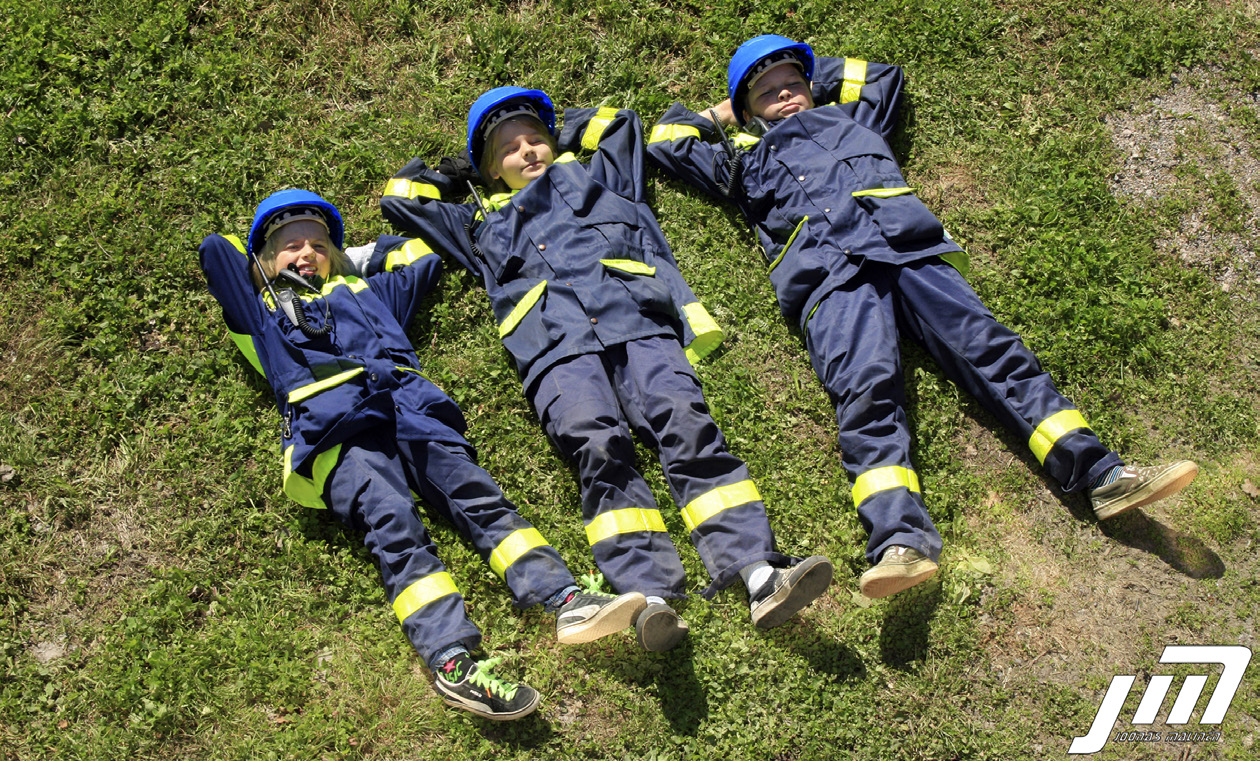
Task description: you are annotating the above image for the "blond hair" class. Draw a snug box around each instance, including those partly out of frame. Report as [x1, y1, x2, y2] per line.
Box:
[249, 226, 352, 291]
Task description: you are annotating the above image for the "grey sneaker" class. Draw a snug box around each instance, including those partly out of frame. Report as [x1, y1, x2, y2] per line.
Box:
[433, 655, 540, 721]
[1089, 461, 1199, 520]
[556, 575, 646, 645]
[749, 555, 833, 629]
[635, 602, 689, 651]
[859, 546, 938, 600]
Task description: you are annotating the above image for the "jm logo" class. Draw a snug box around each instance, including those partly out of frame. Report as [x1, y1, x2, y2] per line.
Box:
[1069, 645, 1252, 754]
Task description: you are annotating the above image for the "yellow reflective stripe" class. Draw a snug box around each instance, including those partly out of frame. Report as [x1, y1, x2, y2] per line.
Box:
[769, 215, 808, 272]
[228, 330, 265, 377]
[488, 528, 548, 578]
[392, 572, 460, 623]
[585, 508, 667, 546]
[498, 280, 547, 338]
[554, 152, 579, 164]
[282, 443, 342, 509]
[682, 301, 723, 365]
[600, 258, 657, 276]
[1029, 409, 1089, 465]
[852, 465, 920, 506]
[384, 238, 435, 271]
[287, 367, 365, 403]
[383, 177, 441, 200]
[681, 480, 761, 533]
[224, 234, 246, 253]
[581, 107, 620, 151]
[852, 186, 914, 198]
[841, 58, 868, 104]
[486, 191, 517, 211]
[733, 132, 762, 149]
[649, 124, 701, 143]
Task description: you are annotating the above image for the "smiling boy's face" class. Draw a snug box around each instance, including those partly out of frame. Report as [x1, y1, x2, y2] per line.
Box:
[489, 117, 555, 190]
[743, 61, 815, 123]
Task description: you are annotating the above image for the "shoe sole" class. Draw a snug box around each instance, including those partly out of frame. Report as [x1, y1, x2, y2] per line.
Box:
[859, 558, 938, 600]
[752, 556, 834, 630]
[556, 592, 647, 645]
[437, 686, 541, 721]
[1094, 461, 1199, 520]
[637, 605, 689, 652]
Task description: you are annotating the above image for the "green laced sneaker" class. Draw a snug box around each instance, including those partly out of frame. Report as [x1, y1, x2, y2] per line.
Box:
[858, 546, 938, 600]
[433, 655, 539, 721]
[555, 573, 647, 645]
[1089, 461, 1199, 520]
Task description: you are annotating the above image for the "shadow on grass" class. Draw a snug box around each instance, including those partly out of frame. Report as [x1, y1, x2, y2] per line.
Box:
[1098, 508, 1226, 579]
[876, 579, 942, 670]
[776, 619, 868, 682]
[597, 636, 709, 735]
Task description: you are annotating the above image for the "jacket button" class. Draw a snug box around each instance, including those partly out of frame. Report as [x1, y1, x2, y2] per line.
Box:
[370, 373, 378, 381]
[798, 175, 805, 181]
[770, 144, 777, 150]
[517, 205, 525, 212]
[590, 317, 598, 324]
[824, 208, 831, 213]
[538, 243, 546, 251]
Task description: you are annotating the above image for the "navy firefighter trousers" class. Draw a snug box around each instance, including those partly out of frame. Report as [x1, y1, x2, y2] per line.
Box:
[324, 432, 576, 667]
[805, 258, 1122, 565]
[529, 335, 786, 600]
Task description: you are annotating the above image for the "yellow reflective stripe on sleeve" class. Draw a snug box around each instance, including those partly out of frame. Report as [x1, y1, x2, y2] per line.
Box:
[852, 465, 920, 506]
[852, 186, 914, 198]
[649, 124, 701, 143]
[383, 177, 441, 200]
[498, 280, 547, 338]
[769, 216, 809, 273]
[224, 234, 246, 253]
[287, 367, 365, 403]
[681, 480, 761, 533]
[392, 572, 460, 623]
[384, 238, 435, 271]
[682, 301, 724, 365]
[841, 58, 868, 104]
[600, 259, 657, 276]
[733, 132, 762, 149]
[282, 443, 342, 509]
[228, 330, 265, 377]
[488, 528, 548, 578]
[554, 152, 579, 164]
[585, 507, 668, 546]
[1029, 409, 1089, 465]
[581, 107, 620, 151]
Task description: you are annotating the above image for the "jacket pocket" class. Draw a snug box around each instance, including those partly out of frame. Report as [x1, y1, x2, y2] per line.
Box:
[601, 258, 674, 316]
[851, 186, 943, 245]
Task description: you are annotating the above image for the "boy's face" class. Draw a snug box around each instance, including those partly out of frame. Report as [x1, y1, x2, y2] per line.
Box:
[743, 61, 814, 123]
[490, 117, 555, 190]
[271, 220, 332, 280]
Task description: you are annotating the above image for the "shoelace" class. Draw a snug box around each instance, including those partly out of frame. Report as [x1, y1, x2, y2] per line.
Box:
[469, 657, 518, 700]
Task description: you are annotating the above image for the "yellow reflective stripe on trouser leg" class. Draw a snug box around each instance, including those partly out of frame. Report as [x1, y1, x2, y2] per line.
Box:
[392, 572, 460, 623]
[649, 124, 701, 143]
[1028, 409, 1089, 465]
[841, 58, 868, 104]
[488, 528, 548, 578]
[581, 107, 620, 151]
[851, 466, 920, 507]
[681, 480, 761, 533]
[384, 238, 435, 271]
[585, 507, 668, 546]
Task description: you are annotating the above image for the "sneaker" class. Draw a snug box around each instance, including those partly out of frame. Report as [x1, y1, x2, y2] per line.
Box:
[556, 574, 647, 645]
[858, 545, 938, 600]
[749, 555, 833, 629]
[433, 655, 540, 721]
[1089, 461, 1199, 520]
[635, 602, 689, 651]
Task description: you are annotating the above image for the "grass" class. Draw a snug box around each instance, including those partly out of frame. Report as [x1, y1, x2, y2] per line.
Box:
[2, 0, 1259, 759]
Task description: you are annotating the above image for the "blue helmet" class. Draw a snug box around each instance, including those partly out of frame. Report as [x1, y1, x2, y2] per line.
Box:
[727, 34, 815, 125]
[466, 86, 556, 177]
[247, 188, 344, 257]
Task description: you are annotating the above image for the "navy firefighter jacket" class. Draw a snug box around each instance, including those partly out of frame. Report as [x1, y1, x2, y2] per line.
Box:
[647, 56, 968, 330]
[199, 233, 469, 509]
[380, 107, 724, 394]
